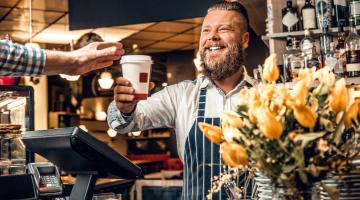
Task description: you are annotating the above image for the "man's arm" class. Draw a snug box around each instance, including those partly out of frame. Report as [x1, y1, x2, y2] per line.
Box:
[0, 40, 124, 76]
[107, 83, 180, 134]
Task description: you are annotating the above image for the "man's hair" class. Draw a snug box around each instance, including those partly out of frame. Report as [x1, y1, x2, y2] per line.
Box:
[207, 1, 249, 32]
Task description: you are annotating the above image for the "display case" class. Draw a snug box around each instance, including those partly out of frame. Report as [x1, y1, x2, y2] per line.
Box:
[0, 86, 34, 176]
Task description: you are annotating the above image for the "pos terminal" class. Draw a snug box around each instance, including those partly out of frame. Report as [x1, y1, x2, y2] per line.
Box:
[20, 127, 142, 200]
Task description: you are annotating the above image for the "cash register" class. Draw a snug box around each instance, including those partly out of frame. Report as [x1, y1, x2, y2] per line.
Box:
[0, 127, 142, 200]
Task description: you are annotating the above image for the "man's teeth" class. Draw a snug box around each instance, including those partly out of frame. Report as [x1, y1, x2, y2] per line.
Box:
[209, 46, 222, 51]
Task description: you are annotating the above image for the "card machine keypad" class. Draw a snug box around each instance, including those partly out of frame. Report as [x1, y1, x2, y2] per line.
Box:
[27, 162, 62, 196]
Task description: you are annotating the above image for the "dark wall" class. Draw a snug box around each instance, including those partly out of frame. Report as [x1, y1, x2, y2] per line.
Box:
[244, 28, 269, 76]
[69, 0, 217, 30]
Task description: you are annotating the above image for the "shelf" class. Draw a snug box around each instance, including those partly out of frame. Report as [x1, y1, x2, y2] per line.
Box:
[127, 135, 171, 140]
[346, 77, 360, 86]
[262, 26, 360, 40]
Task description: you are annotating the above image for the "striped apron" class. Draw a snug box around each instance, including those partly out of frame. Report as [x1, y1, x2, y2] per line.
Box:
[182, 87, 228, 200]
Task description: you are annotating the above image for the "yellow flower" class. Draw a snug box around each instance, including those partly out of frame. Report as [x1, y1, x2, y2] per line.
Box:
[221, 142, 248, 168]
[291, 79, 308, 106]
[293, 105, 317, 128]
[263, 54, 280, 82]
[220, 112, 243, 128]
[315, 67, 335, 87]
[329, 78, 349, 113]
[223, 127, 241, 143]
[344, 100, 359, 129]
[198, 122, 223, 144]
[256, 106, 283, 139]
[297, 67, 316, 87]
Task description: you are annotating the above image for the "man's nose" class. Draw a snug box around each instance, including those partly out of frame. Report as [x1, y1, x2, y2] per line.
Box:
[207, 30, 220, 41]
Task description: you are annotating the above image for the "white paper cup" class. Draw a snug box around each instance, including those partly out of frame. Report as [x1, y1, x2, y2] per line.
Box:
[120, 55, 153, 100]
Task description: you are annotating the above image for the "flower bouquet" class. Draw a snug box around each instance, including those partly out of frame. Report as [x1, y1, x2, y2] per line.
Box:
[199, 54, 360, 199]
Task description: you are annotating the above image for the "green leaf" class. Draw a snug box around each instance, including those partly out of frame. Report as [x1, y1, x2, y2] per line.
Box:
[298, 170, 308, 184]
[293, 132, 326, 148]
[237, 104, 248, 113]
[282, 165, 296, 173]
[314, 83, 329, 107]
[333, 113, 345, 146]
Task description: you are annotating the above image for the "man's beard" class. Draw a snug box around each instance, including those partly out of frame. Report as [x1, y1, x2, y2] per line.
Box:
[200, 42, 245, 81]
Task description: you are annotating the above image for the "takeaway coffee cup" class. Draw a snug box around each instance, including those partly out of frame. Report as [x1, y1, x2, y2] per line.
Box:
[120, 55, 153, 100]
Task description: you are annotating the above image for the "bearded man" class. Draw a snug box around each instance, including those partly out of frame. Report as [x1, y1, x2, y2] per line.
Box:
[107, 1, 254, 199]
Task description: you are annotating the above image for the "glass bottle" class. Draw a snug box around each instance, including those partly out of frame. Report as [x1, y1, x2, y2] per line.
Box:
[320, 27, 333, 57]
[282, 1, 301, 32]
[302, 0, 317, 29]
[331, 42, 346, 78]
[285, 37, 305, 79]
[315, 0, 333, 30]
[333, 24, 347, 78]
[348, 0, 360, 26]
[345, 17, 360, 78]
[333, 0, 349, 27]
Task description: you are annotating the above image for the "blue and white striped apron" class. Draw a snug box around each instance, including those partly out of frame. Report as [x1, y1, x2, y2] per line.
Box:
[182, 87, 228, 200]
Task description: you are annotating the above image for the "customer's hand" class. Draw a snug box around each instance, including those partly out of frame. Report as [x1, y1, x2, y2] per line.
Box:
[43, 42, 125, 76]
[114, 77, 137, 114]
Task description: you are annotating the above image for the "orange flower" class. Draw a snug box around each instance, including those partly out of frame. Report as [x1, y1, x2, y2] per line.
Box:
[329, 78, 349, 113]
[198, 122, 223, 144]
[344, 100, 359, 129]
[256, 106, 283, 139]
[263, 54, 280, 82]
[291, 79, 308, 106]
[293, 105, 317, 128]
[220, 112, 243, 128]
[221, 142, 248, 168]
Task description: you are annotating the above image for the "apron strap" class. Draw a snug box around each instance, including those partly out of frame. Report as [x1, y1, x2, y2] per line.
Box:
[197, 88, 207, 118]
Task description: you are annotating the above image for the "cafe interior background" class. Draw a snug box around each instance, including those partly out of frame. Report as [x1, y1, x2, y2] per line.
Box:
[0, 0, 269, 199]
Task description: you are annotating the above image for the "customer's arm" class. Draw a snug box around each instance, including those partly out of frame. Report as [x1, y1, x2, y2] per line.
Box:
[107, 83, 181, 134]
[43, 42, 124, 76]
[0, 40, 124, 76]
[0, 40, 45, 76]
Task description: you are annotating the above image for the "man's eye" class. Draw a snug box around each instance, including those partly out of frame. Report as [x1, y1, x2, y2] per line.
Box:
[202, 29, 210, 33]
[219, 28, 230, 32]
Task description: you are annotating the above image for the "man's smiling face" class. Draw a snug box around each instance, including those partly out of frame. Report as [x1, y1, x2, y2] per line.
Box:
[199, 10, 249, 81]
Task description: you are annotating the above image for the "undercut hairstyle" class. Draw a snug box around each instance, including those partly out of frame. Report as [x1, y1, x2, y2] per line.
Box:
[207, 1, 249, 32]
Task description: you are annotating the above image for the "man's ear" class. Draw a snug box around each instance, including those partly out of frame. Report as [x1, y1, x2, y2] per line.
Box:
[242, 31, 250, 49]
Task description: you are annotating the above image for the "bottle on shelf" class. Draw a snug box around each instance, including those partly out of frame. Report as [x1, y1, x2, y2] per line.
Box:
[320, 27, 333, 57]
[333, 24, 347, 78]
[282, 1, 301, 32]
[345, 17, 360, 78]
[348, 0, 360, 26]
[336, 23, 346, 50]
[333, 0, 349, 27]
[302, 0, 317, 29]
[284, 37, 305, 80]
[331, 42, 346, 78]
[300, 30, 322, 69]
[315, 0, 333, 30]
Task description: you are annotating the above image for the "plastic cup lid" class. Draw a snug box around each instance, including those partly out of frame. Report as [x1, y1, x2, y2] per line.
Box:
[120, 55, 153, 64]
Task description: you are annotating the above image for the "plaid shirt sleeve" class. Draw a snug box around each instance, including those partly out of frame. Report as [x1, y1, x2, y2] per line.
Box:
[0, 40, 46, 76]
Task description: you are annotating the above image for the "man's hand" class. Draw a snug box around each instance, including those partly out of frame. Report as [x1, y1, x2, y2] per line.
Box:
[114, 77, 137, 114]
[44, 42, 125, 76]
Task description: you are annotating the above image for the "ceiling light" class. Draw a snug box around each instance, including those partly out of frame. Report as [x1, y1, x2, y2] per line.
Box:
[59, 74, 80, 81]
[107, 128, 117, 138]
[95, 111, 107, 121]
[98, 71, 114, 89]
[132, 131, 141, 136]
[132, 44, 139, 50]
